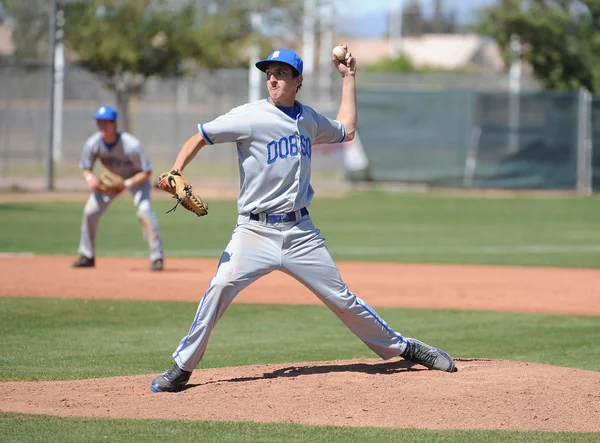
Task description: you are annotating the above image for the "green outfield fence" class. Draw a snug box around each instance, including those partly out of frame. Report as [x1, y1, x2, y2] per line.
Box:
[1, 63, 597, 194]
[357, 87, 595, 193]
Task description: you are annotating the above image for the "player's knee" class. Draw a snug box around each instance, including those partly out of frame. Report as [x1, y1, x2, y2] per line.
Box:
[211, 274, 238, 288]
[323, 288, 356, 314]
[83, 201, 102, 218]
[204, 281, 238, 305]
[136, 199, 151, 217]
[137, 204, 158, 225]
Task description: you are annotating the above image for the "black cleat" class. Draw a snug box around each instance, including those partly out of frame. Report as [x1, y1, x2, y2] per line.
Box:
[400, 338, 456, 372]
[150, 364, 192, 392]
[71, 255, 95, 268]
[149, 258, 164, 271]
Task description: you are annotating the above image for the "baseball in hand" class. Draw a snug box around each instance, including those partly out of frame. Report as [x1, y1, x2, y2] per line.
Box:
[332, 45, 347, 62]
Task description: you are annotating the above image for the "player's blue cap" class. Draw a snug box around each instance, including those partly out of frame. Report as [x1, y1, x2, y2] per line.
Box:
[255, 48, 303, 76]
[94, 105, 118, 121]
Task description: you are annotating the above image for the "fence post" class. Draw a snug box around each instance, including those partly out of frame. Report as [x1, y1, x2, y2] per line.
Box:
[462, 91, 480, 188]
[576, 88, 593, 195]
[508, 35, 521, 154]
[47, 0, 57, 190]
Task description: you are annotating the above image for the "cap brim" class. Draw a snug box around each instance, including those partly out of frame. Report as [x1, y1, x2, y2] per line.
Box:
[255, 60, 300, 76]
[255, 60, 270, 72]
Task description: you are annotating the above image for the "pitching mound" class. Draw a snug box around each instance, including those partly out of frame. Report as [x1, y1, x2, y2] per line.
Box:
[2, 256, 600, 431]
[1, 358, 599, 432]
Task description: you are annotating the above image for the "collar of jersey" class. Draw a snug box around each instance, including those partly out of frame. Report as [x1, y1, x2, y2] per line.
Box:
[101, 133, 121, 149]
[267, 98, 303, 121]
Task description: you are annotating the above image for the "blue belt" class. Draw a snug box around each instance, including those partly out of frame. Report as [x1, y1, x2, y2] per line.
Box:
[250, 207, 309, 223]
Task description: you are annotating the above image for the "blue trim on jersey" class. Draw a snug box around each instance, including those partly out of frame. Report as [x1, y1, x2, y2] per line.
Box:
[101, 133, 120, 150]
[172, 292, 209, 359]
[199, 124, 214, 145]
[267, 98, 303, 121]
[276, 103, 300, 119]
[338, 125, 347, 143]
[295, 104, 304, 121]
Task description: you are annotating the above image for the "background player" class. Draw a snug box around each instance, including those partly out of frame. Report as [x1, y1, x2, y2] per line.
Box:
[150, 46, 455, 392]
[72, 105, 165, 271]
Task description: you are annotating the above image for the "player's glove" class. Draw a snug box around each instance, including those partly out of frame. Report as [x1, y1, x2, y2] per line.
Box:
[97, 170, 125, 195]
[157, 170, 208, 217]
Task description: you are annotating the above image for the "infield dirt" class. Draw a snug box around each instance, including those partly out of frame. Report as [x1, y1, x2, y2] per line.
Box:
[1, 255, 599, 432]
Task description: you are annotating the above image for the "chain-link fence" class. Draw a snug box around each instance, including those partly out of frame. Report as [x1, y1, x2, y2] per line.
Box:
[0, 62, 351, 192]
[1, 62, 597, 194]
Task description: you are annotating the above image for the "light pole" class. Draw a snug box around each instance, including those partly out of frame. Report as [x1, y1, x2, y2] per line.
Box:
[48, 0, 65, 190]
[508, 34, 521, 154]
[303, 0, 317, 97]
[389, 0, 403, 57]
[248, 12, 262, 103]
[47, 0, 57, 189]
[53, 4, 65, 163]
[318, 0, 334, 105]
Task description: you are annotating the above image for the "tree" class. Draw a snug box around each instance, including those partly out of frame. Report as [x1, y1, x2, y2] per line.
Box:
[402, 1, 424, 37]
[63, 0, 234, 131]
[1, 0, 50, 61]
[63, 0, 301, 131]
[393, 0, 457, 38]
[474, 0, 600, 93]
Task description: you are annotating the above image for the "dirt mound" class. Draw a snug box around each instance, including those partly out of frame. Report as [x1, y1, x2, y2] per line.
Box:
[1, 358, 599, 432]
[2, 255, 600, 431]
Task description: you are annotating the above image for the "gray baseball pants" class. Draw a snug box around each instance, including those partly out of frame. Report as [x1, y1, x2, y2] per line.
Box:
[172, 214, 407, 372]
[77, 181, 163, 261]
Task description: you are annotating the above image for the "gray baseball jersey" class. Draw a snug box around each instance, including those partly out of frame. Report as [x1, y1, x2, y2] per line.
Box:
[169, 98, 408, 374]
[76, 131, 163, 262]
[79, 131, 152, 179]
[199, 99, 347, 215]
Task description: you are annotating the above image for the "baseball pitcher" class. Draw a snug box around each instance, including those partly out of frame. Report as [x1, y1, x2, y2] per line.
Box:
[150, 46, 456, 392]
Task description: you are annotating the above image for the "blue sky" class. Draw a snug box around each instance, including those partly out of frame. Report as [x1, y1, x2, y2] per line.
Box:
[334, 0, 498, 37]
[336, 0, 497, 17]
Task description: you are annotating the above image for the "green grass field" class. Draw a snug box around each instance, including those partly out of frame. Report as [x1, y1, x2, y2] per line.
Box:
[2, 190, 600, 267]
[1, 191, 599, 442]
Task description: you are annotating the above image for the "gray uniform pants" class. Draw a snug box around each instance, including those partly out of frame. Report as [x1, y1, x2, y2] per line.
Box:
[77, 181, 163, 261]
[173, 213, 407, 372]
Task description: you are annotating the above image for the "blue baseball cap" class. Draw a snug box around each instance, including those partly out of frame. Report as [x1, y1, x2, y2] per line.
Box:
[255, 48, 303, 76]
[94, 105, 118, 121]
